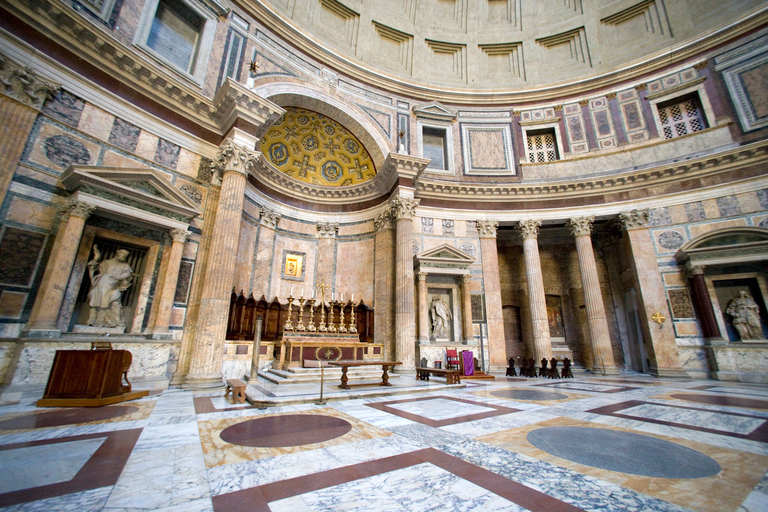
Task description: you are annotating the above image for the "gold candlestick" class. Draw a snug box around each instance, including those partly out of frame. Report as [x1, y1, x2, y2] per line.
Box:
[327, 300, 337, 332]
[349, 302, 358, 334]
[338, 301, 347, 333]
[307, 299, 316, 331]
[296, 297, 306, 331]
[283, 296, 294, 331]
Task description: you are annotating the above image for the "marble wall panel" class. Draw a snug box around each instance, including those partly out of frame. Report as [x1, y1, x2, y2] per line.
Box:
[154, 139, 181, 169]
[689, 219, 748, 239]
[654, 229, 686, 253]
[5, 197, 55, 230]
[662, 272, 686, 287]
[170, 306, 186, 327]
[176, 148, 202, 179]
[668, 289, 695, 319]
[737, 192, 763, 214]
[41, 90, 85, 127]
[716, 196, 742, 217]
[674, 321, 701, 336]
[101, 149, 151, 169]
[108, 118, 141, 152]
[685, 201, 707, 222]
[0, 227, 46, 287]
[0, 291, 27, 319]
[135, 131, 160, 161]
[26, 122, 100, 173]
[279, 218, 316, 236]
[335, 238, 375, 305]
[338, 221, 373, 237]
[77, 104, 115, 141]
[174, 261, 194, 303]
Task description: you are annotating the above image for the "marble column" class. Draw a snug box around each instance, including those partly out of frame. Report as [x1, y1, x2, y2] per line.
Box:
[619, 209, 687, 377]
[478, 220, 506, 371]
[417, 271, 429, 343]
[517, 219, 552, 365]
[374, 209, 396, 361]
[393, 197, 419, 369]
[568, 216, 618, 374]
[460, 273, 474, 344]
[152, 228, 189, 338]
[185, 141, 255, 387]
[24, 200, 96, 336]
[684, 263, 721, 339]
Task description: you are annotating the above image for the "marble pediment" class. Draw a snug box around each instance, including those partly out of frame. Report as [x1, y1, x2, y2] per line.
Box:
[414, 243, 474, 274]
[61, 166, 201, 228]
[412, 101, 458, 122]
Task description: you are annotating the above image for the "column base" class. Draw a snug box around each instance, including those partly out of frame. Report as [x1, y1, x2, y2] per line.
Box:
[590, 365, 620, 375]
[151, 331, 173, 340]
[182, 376, 225, 390]
[650, 367, 690, 379]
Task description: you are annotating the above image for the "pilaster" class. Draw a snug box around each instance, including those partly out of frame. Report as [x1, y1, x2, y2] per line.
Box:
[417, 271, 429, 343]
[460, 274, 474, 345]
[374, 208, 396, 360]
[152, 228, 189, 338]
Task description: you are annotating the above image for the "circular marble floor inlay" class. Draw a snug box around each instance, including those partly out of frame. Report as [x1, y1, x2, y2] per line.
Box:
[0, 405, 139, 430]
[220, 414, 352, 448]
[527, 426, 721, 478]
[490, 389, 569, 401]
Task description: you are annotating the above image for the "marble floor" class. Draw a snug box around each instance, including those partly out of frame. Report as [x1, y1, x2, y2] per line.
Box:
[1, 373, 768, 511]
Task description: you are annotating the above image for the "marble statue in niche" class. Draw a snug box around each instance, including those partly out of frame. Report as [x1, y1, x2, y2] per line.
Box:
[726, 291, 764, 340]
[430, 296, 451, 340]
[86, 246, 133, 329]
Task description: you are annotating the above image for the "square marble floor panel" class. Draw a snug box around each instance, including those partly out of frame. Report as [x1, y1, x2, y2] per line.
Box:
[365, 395, 520, 427]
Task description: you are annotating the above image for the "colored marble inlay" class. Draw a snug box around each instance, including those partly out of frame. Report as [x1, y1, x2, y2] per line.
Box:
[0, 228, 45, 286]
[365, 395, 519, 427]
[260, 108, 376, 186]
[221, 415, 352, 448]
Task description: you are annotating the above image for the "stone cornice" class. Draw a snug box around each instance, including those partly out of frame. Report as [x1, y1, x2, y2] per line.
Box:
[2, 0, 280, 139]
[385, 153, 431, 181]
[414, 139, 768, 206]
[234, 0, 768, 104]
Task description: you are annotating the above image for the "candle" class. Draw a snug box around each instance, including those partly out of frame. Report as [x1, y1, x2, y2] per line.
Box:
[313, 289, 315, 299]
[290, 285, 294, 296]
[341, 292, 344, 301]
[332, 292, 335, 301]
[351, 294, 354, 302]
[301, 288, 304, 298]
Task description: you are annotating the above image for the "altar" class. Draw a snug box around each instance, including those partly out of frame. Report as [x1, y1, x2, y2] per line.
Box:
[277, 332, 384, 370]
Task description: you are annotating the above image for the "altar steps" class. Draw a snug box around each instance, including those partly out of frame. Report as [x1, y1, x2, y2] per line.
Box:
[259, 365, 401, 385]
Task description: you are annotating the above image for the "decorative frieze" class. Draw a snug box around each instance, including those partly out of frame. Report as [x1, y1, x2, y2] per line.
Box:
[477, 220, 499, 238]
[391, 197, 419, 220]
[0, 52, 58, 109]
[517, 219, 541, 239]
[618, 209, 650, 230]
[317, 222, 339, 238]
[568, 216, 594, 237]
[259, 207, 280, 229]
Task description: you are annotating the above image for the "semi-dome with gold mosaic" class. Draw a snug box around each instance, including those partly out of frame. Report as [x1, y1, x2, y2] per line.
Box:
[260, 108, 376, 187]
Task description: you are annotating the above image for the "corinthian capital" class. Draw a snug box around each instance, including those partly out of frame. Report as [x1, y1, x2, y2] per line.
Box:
[169, 228, 189, 243]
[317, 222, 339, 238]
[391, 197, 419, 220]
[212, 139, 259, 178]
[260, 207, 280, 229]
[64, 200, 96, 220]
[476, 220, 499, 238]
[0, 53, 59, 109]
[618, 209, 650, 231]
[374, 209, 394, 231]
[567, 216, 594, 238]
[517, 219, 542, 240]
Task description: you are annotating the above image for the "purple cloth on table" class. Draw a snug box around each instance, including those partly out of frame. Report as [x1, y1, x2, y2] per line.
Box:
[462, 351, 474, 376]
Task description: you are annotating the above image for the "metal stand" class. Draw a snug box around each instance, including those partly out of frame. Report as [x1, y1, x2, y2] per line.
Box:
[315, 362, 327, 405]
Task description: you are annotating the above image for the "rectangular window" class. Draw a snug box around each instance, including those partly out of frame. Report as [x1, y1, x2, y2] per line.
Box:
[657, 93, 707, 140]
[422, 126, 448, 170]
[526, 128, 559, 162]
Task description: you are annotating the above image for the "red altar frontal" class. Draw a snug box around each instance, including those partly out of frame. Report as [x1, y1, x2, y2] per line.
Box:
[276, 332, 384, 370]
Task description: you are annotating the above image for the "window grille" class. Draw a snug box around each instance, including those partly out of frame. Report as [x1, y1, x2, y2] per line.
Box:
[657, 95, 706, 139]
[526, 129, 559, 162]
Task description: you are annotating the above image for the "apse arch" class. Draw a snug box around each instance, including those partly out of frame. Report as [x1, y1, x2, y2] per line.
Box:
[253, 82, 391, 171]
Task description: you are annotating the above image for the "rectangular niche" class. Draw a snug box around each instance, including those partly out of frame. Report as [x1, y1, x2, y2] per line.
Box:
[460, 124, 515, 175]
[282, 250, 306, 282]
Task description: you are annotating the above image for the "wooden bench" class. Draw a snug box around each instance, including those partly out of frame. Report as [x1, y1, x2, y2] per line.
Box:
[416, 367, 461, 385]
[224, 379, 247, 404]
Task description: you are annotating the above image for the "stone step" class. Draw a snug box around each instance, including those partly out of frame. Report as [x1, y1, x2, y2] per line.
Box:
[259, 365, 401, 385]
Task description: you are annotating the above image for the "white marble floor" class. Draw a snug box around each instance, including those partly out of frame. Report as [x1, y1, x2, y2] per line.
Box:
[1, 374, 767, 511]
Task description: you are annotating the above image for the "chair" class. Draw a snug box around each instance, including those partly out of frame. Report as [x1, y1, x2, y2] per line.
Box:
[527, 357, 536, 377]
[539, 358, 548, 377]
[446, 349, 460, 370]
[548, 357, 560, 379]
[562, 357, 574, 378]
[505, 357, 516, 377]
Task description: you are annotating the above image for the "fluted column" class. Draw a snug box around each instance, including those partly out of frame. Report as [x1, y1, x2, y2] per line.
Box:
[684, 263, 721, 339]
[25, 200, 95, 336]
[393, 197, 419, 369]
[374, 209, 396, 360]
[152, 228, 189, 338]
[417, 271, 429, 343]
[568, 217, 618, 374]
[619, 209, 686, 377]
[251, 207, 280, 296]
[478, 220, 505, 371]
[460, 274, 474, 344]
[185, 141, 255, 387]
[518, 219, 552, 365]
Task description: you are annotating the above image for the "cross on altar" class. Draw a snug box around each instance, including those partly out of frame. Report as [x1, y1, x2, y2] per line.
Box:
[317, 281, 330, 302]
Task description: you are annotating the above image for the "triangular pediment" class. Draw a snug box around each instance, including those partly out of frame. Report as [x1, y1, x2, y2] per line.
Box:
[415, 243, 475, 267]
[412, 101, 458, 122]
[61, 166, 202, 226]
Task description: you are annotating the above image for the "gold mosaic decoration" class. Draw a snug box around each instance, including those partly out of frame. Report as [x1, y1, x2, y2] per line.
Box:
[260, 108, 376, 186]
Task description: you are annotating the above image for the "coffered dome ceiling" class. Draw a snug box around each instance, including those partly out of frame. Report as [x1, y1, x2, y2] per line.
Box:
[260, 108, 377, 187]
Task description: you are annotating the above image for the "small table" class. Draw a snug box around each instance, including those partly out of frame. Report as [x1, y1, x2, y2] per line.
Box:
[328, 360, 401, 389]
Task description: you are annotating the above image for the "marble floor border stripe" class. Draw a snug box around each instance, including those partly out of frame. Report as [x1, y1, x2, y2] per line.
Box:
[535, 383, 639, 393]
[194, 396, 255, 414]
[0, 427, 142, 507]
[668, 393, 768, 410]
[364, 395, 520, 427]
[211, 448, 584, 512]
[587, 400, 768, 442]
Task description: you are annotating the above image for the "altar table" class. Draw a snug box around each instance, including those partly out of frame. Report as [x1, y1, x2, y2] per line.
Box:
[327, 360, 401, 389]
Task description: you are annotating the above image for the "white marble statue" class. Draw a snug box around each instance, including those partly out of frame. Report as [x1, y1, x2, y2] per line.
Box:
[87, 246, 133, 329]
[726, 291, 763, 340]
[430, 296, 451, 340]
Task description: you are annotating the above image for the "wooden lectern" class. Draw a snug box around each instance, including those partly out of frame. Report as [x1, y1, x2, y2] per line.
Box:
[37, 347, 149, 407]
